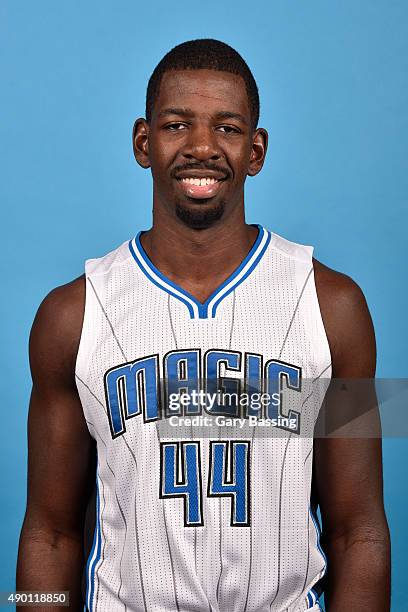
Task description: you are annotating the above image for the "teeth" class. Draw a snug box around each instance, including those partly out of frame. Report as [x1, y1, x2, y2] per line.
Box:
[180, 177, 218, 185]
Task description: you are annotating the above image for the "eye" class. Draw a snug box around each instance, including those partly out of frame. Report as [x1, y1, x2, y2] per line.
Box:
[164, 122, 188, 131]
[217, 125, 241, 134]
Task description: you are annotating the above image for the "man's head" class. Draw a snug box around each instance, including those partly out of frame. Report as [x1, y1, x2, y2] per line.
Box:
[133, 39, 268, 229]
[145, 39, 260, 132]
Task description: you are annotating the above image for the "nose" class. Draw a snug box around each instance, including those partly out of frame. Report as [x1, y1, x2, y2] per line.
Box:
[181, 122, 221, 162]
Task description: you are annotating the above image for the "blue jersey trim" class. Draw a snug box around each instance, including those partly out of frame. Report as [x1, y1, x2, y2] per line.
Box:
[309, 505, 328, 568]
[129, 239, 196, 318]
[306, 587, 322, 609]
[86, 476, 101, 612]
[306, 506, 326, 610]
[208, 229, 271, 317]
[128, 224, 270, 319]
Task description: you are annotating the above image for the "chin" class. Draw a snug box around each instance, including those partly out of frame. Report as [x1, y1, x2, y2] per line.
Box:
[175, 199, 226, 229]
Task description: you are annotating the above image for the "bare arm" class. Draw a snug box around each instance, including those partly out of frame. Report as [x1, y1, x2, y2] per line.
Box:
[16, 276, 95, 611]
[313, 260, 391, 611]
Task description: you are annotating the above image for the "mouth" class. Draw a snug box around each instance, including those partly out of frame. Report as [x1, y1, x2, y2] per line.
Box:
[175, 175, 226, 200]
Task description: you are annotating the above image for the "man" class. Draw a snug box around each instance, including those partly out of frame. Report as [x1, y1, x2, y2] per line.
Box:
[17, 39, 390, 611]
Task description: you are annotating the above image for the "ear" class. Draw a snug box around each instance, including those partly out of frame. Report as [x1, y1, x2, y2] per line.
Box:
[247, 128, 268, 176]
[132, 118, 151, 169]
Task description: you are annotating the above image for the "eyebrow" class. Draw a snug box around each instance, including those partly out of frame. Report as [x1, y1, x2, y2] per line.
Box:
[214, 111, 248, 125]
[157, 107, 195, 118]
[157, 107, 248, 125]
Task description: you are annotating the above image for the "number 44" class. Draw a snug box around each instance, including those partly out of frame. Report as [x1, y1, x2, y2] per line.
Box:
[159, 440, 251, 527]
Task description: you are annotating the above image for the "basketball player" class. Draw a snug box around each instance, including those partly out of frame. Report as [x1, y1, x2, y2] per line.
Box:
[17, 40, 390, 611]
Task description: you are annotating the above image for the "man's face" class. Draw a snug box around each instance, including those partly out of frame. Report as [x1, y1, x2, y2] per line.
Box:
[134, 69, 267, 229]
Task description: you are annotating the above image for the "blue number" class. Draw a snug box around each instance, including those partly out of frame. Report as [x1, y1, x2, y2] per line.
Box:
[208, 441, 250, 526]
[160, 440, 251, 527]
[159, 442, 203, 526]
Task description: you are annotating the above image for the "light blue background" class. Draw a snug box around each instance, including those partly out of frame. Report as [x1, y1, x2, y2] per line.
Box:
[1, 1, 407, 609]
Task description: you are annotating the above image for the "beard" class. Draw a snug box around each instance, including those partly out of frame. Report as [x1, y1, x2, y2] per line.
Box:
[175, 198, 226, 229]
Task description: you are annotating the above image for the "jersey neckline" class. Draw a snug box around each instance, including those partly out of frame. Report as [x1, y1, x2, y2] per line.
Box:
[128, 224, 271, 319]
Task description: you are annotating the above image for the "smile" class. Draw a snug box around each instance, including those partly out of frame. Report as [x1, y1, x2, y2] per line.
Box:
[176, 176, 225, 200]
[180, 177, 219, 186]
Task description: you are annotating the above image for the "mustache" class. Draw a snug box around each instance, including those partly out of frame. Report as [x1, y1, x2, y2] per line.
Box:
[170, 162, 231, 180]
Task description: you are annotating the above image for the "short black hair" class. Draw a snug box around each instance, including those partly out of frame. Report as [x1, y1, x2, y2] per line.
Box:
[145, 39, 260, 130]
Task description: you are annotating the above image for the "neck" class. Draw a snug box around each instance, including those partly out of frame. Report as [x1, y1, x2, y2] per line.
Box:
[139, 206, 259, 301]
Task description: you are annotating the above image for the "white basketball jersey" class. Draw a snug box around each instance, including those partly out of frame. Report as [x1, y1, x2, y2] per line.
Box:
[75, 224, 332, 612]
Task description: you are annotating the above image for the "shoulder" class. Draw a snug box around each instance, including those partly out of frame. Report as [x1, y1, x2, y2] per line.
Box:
[34, 275, 85, 333]
[313, 258, 368, 309]
[30, 238, 132, 379]
[30, 275, 86, 383]
[312, 258, 376, 376]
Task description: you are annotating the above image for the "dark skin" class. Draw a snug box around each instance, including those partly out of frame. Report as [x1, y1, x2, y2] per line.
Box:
[17, 69, 390, 611]
[132, 70, 268, 301]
